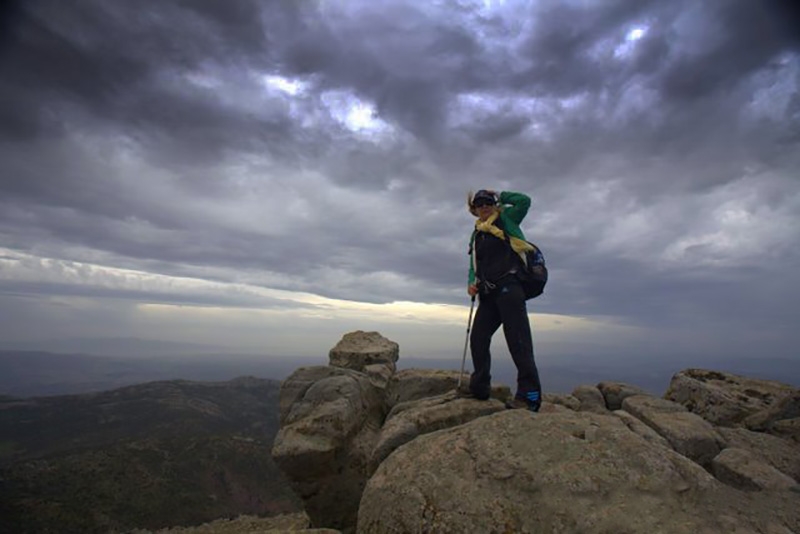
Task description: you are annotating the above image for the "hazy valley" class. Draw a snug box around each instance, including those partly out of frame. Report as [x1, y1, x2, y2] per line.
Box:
[2, 342, 798, 400]
[0, 376, 300, 533]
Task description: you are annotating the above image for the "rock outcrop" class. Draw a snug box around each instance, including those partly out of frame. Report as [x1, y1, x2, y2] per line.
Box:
[272, 332, 512, 532]
[369, 392, 506, 473]
[543, 392, 580, 410]
[665, 369, 796, 427]
[597, 380, 648, 410]
[386, 368, 509, 406]
[273, 332, 800, 534]
[770, 417, 800, 443]
[621, 394, 688, 417]
[271, 363, 386, 531]
[622, 394, 725, 466]
[716, 426, 800, 482]
[385, 368, 459, 405]
[744, 392, 800, 438]
[328, 330, 399, 372]
[571, 384, 608, 413]
[358, 410, 799, 533]
[712, 448, 798, 491]
[612, 409, 672, 448]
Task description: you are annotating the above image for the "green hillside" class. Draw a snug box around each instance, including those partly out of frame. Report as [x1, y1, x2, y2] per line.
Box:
[0, 377, 300, 533]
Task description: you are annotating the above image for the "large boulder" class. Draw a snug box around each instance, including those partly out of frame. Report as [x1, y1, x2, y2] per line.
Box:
[770, 418, 800, 443]
[362, 363, 394, 389]
[665, 369, 796, 427]
[571, 384, 608, 413]
[643, 411, 726, 466]
[597, 381, 648, 410]
[743, 392, 800, 434]
[621, 394, 687, 418]
[386, 368, 510, 407]
[712, 448, 798, 491]
[272, 366, 386, 531]
[369, 392, 505, 473]
[543, 392, 580, 411]
[716, 427, 800, 482]
[612, 409, 672, 449]
[357, 410, 800, 533]
[622, 394, 724, 466]
[328, 331, 399, 372]
[277, 366, 341, 424]
[385, 369, 460, 405]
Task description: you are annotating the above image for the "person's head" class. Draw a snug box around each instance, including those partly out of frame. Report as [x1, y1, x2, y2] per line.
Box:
[469, 189, 498, 221]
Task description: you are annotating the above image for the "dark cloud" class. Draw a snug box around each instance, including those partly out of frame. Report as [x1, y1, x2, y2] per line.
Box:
[0, 0, 798, 361]
[657, 1, 798, 101]
[514, 0, 661, 93]
[0, 0, 300, 160]
[278, 6, 462, 142]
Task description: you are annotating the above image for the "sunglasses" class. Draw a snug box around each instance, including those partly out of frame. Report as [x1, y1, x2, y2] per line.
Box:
[473, 198, 496, 208]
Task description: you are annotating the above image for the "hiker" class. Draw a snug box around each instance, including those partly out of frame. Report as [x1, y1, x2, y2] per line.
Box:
[466, 189, 543, 411]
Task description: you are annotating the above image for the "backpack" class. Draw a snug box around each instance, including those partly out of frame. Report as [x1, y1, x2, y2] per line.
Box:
[471, 218, 548, 299]
[515, 241, 548, 300]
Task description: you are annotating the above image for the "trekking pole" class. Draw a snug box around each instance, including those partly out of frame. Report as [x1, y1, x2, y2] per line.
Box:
[457, 295, 477, 390]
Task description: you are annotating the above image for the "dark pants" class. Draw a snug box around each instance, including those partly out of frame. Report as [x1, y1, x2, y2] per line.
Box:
[469, 279, 541, 400]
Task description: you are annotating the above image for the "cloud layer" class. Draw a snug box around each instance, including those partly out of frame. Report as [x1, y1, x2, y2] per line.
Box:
[1, 0, 798, 359]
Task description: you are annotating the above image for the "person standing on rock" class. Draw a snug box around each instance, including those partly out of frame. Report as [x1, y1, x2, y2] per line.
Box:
[465, 189, 542, 412]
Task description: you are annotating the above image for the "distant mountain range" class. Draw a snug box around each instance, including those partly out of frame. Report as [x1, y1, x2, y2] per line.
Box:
[0, 377, 301, 533]
[0, 350, 325, 398]
[1, 337, 243, 358]
[1, 346, 798, 400]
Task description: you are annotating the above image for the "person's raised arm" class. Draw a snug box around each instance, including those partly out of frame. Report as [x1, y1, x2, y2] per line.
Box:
[499, 191, 531, 224]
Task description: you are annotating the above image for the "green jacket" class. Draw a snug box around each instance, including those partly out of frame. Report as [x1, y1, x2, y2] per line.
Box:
[468, 191, 531, 286]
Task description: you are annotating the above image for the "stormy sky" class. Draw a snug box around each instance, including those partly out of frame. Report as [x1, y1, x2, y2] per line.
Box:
[0, 0, 798, 368]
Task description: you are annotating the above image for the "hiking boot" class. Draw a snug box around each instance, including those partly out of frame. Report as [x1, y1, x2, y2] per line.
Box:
[504, 391, 541, 412]
[455, 383, 489, 401]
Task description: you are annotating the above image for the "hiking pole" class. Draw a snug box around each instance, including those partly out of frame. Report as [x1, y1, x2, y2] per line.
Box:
[457, 295, 477, 390]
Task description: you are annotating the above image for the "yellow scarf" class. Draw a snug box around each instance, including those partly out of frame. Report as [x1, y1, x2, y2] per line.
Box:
[475, 211, 534, 262]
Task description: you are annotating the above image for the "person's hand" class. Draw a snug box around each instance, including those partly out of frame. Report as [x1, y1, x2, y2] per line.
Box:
[468, 284, 478, 297]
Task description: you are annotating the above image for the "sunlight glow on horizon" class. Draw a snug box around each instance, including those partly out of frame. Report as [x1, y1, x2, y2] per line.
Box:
[0, 247, 622, 349]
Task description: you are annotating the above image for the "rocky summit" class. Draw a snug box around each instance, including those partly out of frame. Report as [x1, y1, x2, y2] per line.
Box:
[272, 331, 800, 534]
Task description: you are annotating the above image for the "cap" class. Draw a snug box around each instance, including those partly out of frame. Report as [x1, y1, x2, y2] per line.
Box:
[472, 190, 497, 205]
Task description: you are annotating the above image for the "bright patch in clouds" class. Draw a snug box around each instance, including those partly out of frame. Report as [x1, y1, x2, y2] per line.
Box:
[479, 0, 506, 11]
[615, 25, 649, 58]
[626, 26, 647, 41]
[345, 102, 379, 130]
[321, 91, 391, 134]
[262, 74, 305, 96]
